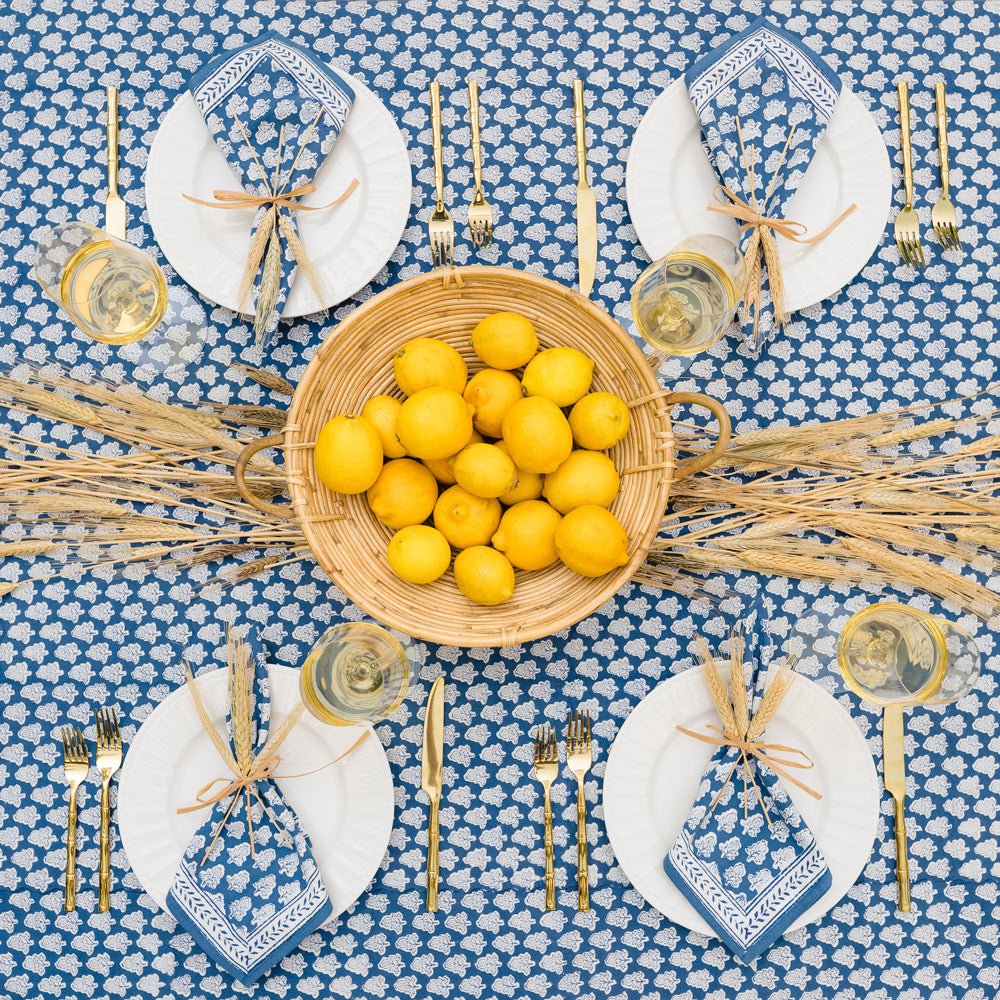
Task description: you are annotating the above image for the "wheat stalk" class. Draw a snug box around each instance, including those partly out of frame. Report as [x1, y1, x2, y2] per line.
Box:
[228, 362, 294, 396]
[254, 228, 283, 344]
[184, 660, 239, 773]
[694, 635, 737, 734]
[227, 628, 255, 776]
[745, 666, 794, 741]
[729, 630, 749, 739]
[0, 539, 55, 559]
[277, 211, 324, 304]
[237, 206, 276, 310]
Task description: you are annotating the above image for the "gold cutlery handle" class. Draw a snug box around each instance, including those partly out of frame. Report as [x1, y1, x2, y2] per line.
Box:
[543, 788, 555, 910]
[573, 78, 587, 182]
[99, 775, 111, 912]
[429, 81, 445, 209]
[468, 80, 483, 193]
[897, 81, 914, 207]
[65, 788, 78, 912]
[106, 86, 119, 196]
[425, 796, 440, 912]
[935, 81, 950, 196]
[575, 780, 590, 912]
[893, 796, 912, 912]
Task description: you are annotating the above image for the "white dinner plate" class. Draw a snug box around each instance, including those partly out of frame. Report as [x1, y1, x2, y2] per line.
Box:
[603, 667, 879, 937]
[626, 78, 891, 313]
[118, 666, 394, 924]
[146, 65, 412, 318]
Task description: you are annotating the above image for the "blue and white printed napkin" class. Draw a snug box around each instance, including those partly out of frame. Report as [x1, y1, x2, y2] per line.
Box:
[189, 32, 355, 339]
[167, 648, 331, 985]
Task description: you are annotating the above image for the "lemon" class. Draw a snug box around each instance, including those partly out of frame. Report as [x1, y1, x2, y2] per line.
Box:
[393, 337, 468, 396]
[387, 525, 451, 584]
[569, 392, 631, 451]
[452, 443, 517, 499]
[362, 394, 408, 459]
[396, 387, 475, 460]
[464, 368, 524, 437]
[555, 505, 630, 577]
[314, 414, 383, 495]
[495, 442, 544, 504]
[543, 450, 621, 513]
[422, 429, 483, 485]
[491, 500, 562, 571]
[501, 396, 573, 474]
[453, 546, 516, 606]
[433, 485, 502, 549]
[521, 346, 594, 407]
[471, 311, 539, 370]
[367, 458, 439, 530]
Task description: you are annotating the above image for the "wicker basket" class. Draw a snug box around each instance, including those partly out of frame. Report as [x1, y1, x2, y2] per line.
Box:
[235, 267, 730, 647]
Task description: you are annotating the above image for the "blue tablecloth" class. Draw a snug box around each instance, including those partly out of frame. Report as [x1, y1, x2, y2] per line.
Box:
[1, 3, 998, 998]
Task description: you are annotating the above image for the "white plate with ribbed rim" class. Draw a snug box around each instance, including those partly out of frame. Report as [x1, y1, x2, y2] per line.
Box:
[626, 78, 891, 313]
[603, 667, 879, 937]
[146, 63, 412, 318]
[118, 666, 393, 924]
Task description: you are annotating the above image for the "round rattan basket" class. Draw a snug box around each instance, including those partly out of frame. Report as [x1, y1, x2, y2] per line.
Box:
[236, 267, 729, 647]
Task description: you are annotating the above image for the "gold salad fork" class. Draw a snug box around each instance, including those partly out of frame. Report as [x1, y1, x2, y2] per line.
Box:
[61, 726, 89, 912]
[566, 709, 592, 912]
[466, 80, 493, 248]
[894, 82, 924, 268]
[428, 81, 454, 268]
[95, 708, 123, 913]
[532, 724, 558, 910]
[932, 82, 961, 250]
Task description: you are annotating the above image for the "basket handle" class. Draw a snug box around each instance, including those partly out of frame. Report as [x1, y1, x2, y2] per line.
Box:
[629, 390, 731, 480]
[234, 433, 294, 519]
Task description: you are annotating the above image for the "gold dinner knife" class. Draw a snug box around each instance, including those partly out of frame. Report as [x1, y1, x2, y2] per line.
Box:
[421, 676, 445, 912]
[573, 78, 597, 297]
[883, 703, 911, 912]
[105, 86, 127, 241]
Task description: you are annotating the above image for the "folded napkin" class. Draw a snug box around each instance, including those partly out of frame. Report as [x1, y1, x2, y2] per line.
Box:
[189, 32, 355, 340]
[167, 647, 331, 985]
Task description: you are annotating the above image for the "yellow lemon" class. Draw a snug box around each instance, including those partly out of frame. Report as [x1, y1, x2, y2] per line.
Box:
[501, 396, 573, 474]
[453, 546, 516, 606]
[555, 505, 630, 577]
[422, 429, 483, 485]
[387, 525, 451, 584]
[543, 450, 621, 513]
[396, 387, 475, 460]
[393, 337, 468, 396]
[568, 392, 631, 451]
[495, 441, 544, 504]
[452, 443, 517, 499]
[491, 500, 562, 571]
[314, 414, 383, 494]
[471, 311, 539, 370]
[362, 394, 408, 458]
[464, 368, 524, 437]
[521, 346, 594, 407]
[433, 485, 502, 549]
[367, 459, 439, 530]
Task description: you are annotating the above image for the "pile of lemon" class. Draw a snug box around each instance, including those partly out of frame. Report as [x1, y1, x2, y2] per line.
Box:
[313, 311, 633, 606]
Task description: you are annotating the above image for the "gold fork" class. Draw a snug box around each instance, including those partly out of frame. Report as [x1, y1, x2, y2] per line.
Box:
[95, 708, 123, 912]
[428, 81, 454, 268]
[894, 81, 924, 268]
[61, 726, 89, 912]
[532, 724, 558, 910]
[932, 82, 961, 250]
[466, 80, 493, 249]
[566, 708, 592, 912]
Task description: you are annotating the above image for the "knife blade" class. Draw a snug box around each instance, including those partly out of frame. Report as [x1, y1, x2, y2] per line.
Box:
[883, 703, 911, 912]
[105, 86, 127, 241]
[421, 675, 445, 912]
[573, 78, 597, 297]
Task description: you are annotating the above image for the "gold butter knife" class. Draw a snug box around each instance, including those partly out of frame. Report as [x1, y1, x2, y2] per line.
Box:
[105, 86, 127, 241]
[421, 676, 445, 912]
[573, 78, 597, 297]
[883, 703, 911, 912]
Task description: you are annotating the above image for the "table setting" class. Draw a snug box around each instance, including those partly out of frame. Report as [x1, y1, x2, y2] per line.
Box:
[2, 3, 998, 999]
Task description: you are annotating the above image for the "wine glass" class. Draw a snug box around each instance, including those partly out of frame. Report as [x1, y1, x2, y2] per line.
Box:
[299, 622, 410, 727]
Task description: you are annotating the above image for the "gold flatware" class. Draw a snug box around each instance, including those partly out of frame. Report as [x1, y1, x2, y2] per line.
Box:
[565, 709, 592, 912]
[95, 707, 123, 913]
[532, 724, 558, 910]
[894, 81, 924, 268]
[428, 81, 454, 268]
[466, 80, 493, 249]
[61, 725, 89, 912]
[932, 81, 961, 250]
[883, 703, 911, 911]
[105, 86, 127, 241]
[421, 676, 445, 912]
[573, 78, 597, 296]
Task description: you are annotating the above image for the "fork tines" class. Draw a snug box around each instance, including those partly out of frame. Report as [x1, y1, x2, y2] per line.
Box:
[534, 723, 558, 763]
[567, 708, 591, 751]
[934, 218, 961, 251]
[62, 725, 87, 762]
[96, 707, 121, 750]
[895, 232, 925, 269]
